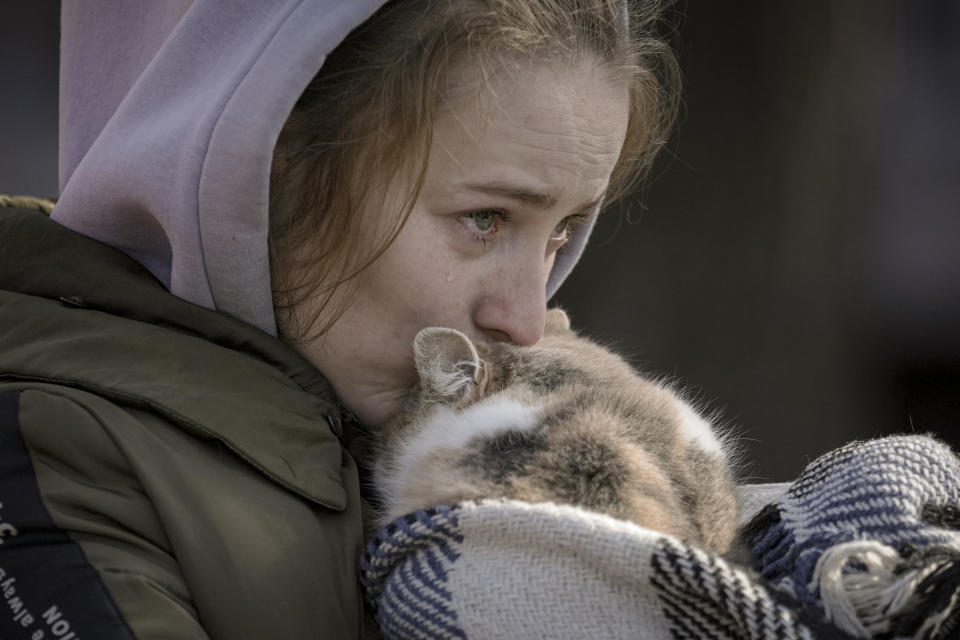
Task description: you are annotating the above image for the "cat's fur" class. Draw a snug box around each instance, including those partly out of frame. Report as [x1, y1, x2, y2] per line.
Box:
[373, 309, 740, 553]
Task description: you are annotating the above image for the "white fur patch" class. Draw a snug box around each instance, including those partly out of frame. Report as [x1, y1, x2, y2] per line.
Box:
[677, 403, 724, 458]
[382, 396, 540, 503]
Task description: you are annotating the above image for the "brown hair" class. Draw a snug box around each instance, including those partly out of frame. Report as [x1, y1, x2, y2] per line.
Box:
[269, 0, 680, 342]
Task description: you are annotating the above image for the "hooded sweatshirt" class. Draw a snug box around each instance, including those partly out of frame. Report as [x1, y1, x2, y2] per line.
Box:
[52, 0, 599, 337]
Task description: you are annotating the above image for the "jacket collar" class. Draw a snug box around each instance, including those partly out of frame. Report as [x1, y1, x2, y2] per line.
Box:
[0, 207, 349, 508]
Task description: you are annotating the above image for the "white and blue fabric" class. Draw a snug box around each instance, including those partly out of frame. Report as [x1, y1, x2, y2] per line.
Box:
[361, 435, 960, 639]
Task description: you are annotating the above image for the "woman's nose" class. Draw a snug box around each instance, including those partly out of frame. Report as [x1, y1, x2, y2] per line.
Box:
[472, 263, 548, 346]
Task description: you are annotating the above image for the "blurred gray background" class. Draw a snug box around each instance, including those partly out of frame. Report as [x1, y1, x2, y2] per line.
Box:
[2, 3, 958, 482]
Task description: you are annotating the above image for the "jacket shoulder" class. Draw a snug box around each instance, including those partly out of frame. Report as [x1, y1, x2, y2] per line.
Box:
[2, 382, 365, 638]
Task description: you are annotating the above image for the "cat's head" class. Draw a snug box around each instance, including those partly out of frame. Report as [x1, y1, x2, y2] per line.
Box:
[411, 308, 574, 407]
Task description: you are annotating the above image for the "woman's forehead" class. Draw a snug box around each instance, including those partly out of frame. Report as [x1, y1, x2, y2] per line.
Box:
[429, 61, 629, 201]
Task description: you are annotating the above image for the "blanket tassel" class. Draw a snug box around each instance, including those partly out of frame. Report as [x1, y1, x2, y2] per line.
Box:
[810, 540, 960, 639]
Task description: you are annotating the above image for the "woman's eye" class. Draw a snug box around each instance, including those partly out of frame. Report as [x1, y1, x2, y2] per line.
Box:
[552, 214, 587, 241]
[471, 210, 498, 233]
[548, 213, 590, 252]
[461, 210, 503, 238]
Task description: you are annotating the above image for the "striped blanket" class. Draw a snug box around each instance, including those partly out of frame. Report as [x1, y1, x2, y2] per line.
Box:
[360, 435, 960, 639]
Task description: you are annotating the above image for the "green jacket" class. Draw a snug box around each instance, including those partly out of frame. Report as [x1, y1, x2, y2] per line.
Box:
[0, 207, 365, 639]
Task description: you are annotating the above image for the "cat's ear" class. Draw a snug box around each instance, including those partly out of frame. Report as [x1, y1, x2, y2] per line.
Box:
[413, 327, 484, 401]
[545, 308, 572, 334]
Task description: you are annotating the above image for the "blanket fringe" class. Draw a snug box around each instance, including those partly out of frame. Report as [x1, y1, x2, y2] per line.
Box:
[810, 540, 960, 639]
[891, 545, 960, 640]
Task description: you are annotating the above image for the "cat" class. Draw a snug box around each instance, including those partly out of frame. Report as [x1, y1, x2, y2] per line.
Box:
[371, 308, 741, 553]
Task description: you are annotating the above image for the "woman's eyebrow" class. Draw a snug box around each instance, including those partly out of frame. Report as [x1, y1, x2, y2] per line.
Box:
[459, 182, 557, 208]
[459, 182, 604, 213]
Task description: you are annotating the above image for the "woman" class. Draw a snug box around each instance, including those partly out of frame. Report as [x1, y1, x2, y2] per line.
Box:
[0, 0, 678, 637]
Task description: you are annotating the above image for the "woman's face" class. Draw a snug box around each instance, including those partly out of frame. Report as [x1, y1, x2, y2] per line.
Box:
[301, 61, 630, 427]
